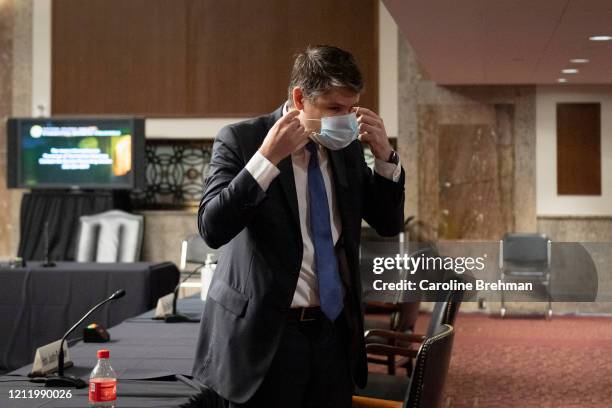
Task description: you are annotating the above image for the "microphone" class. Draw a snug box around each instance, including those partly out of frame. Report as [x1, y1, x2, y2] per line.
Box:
[164, 266, 205, 323]
[42, 221, 56, 267]
[109, 289, 126, 300]
[43, 289, 126, 388]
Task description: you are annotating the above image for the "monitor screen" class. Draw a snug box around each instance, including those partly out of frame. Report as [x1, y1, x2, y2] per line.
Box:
[7, 117, 145, 189]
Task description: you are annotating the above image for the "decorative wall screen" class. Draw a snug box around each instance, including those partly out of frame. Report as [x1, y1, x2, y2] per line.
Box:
[131, 140, 212, 209]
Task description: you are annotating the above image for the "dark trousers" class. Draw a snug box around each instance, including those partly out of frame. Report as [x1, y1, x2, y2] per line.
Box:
[228, 314, 353, 408]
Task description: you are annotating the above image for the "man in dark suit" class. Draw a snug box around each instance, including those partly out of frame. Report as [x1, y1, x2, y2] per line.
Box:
[193, 45, 405, 407]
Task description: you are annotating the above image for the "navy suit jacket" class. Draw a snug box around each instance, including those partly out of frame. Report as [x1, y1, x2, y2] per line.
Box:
[192, 105, 405, 403]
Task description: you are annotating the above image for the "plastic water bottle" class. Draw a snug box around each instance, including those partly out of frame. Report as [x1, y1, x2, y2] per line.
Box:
[89, 349, 117, 407]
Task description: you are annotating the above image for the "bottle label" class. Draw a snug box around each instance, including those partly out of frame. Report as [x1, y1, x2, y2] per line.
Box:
[89, 378, 117, 402]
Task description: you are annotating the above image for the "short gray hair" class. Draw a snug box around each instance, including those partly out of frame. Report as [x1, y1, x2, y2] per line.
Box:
[287, 45, 364, 107]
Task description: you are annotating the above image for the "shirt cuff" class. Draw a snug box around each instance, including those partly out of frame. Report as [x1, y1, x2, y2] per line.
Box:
[374, 158, 402, 183]
[245, 151, 281, 191]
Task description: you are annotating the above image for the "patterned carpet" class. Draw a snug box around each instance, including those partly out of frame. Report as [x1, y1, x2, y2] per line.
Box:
[368, 313, 612, 407]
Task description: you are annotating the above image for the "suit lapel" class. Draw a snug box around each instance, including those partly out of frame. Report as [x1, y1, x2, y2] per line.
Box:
[328, 149, 348, 189]
[277, 157, 300, 229]
[266, 105, 301, 230]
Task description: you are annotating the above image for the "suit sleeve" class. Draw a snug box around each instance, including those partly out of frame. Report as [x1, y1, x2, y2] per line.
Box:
[198, 126, 267, 249]
[361, 148, 406, 237]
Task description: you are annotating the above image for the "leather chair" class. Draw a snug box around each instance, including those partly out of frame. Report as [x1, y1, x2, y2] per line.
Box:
[366, 288, 463, 376]
[499, 233, 552, 319]
[353, 324, 455, 408]
[75, 210, 144, 262]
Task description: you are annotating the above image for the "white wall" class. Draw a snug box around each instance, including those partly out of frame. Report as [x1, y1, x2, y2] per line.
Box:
[31, 1, 399, 139]
[536, 85, 612, 216]
[378, 2, 398, 138]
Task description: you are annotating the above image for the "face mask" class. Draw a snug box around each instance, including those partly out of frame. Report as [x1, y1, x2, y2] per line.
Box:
[308, 112, 359, 150]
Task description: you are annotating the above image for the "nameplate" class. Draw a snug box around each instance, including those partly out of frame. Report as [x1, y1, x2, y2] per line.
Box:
[155, 293, 174, 318]
[31, 339, 72, 376]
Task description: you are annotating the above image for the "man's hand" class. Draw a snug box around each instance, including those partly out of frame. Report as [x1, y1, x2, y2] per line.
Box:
[259, 110, 310, 165]
[354, 107, 393, 161]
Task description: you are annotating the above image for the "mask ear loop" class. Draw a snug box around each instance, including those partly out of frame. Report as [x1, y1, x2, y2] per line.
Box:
[304, 118, 322, 142]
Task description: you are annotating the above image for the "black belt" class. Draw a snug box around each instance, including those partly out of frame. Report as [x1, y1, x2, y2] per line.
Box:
[287, 306, 324, 322]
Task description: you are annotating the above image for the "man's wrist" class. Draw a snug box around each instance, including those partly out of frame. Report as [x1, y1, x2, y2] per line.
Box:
[246, 151, 281, 191]
[372, 143, 393, 162]
[258, 146, 281, 166]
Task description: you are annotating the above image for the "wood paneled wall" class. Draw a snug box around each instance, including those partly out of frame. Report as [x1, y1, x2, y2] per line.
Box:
[52, 0, 378, 117]
[556, 103, 601, 195]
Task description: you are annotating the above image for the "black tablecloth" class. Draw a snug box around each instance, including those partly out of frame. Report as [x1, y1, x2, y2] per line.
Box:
[1, 298, 206, 408]
[0, 262, 179, 371]
[10, 298, 203, 380]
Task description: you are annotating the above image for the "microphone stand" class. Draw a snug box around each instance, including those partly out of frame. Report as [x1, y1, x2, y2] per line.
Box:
[165, 265, 205, 323]
[44, 289, 126, 388]
[42, 221, 56, 267]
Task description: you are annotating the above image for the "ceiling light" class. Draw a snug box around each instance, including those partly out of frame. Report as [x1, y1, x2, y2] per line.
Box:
[561, 68, 578, 74]
[589, 35, 612, 41]
[570, 58, 589, 64]
[558, 78, 567, 83]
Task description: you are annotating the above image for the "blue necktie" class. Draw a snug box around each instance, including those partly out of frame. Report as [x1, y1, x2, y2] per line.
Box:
[306, 141, 343, 321]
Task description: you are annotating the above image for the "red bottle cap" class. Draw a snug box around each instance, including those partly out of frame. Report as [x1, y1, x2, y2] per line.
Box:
[97, 349, 110, 359]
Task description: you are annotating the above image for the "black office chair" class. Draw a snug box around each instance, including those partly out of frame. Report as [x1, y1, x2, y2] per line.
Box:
[353, 324, 455, 408]
[365, 287, 463, 376]
[499, 233, 552, 319]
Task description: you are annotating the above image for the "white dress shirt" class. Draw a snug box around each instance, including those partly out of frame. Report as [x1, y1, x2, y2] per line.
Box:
[245, 105, 401, 307]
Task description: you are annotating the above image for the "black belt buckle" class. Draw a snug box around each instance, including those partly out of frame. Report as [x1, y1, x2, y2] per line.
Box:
[300, 307, 316, 322]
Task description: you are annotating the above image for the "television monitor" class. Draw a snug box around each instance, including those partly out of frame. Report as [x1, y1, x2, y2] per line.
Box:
[6, 117, 145, 190]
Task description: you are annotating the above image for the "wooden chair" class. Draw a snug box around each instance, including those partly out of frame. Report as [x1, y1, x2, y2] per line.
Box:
[365, 301, 421, 374]
[366, 289, 462, 376]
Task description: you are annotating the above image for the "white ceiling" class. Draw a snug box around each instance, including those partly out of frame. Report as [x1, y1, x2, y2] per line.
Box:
[383, 0, 612, 84]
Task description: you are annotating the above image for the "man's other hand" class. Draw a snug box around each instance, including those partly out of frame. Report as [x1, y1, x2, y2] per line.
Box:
[354, 107, 393, 161]
[259, 110, 310, 165]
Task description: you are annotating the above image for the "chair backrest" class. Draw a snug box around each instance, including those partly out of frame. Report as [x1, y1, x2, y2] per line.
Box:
[502, 233, 549, 265]
[392, 301, 421, 333]
[425, 289, 463, 337]
[404, 324, 455, 408]
[76, 210, 144, 262]
[180, 234, 217, 270]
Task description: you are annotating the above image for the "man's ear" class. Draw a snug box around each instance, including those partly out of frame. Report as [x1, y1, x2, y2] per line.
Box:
[292, 87, 305, 110]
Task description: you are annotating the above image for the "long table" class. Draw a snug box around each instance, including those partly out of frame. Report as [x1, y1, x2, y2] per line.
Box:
[0, 297, 205, 407]
[0, 262, 179, 372]
[0, 378, 202, 408]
